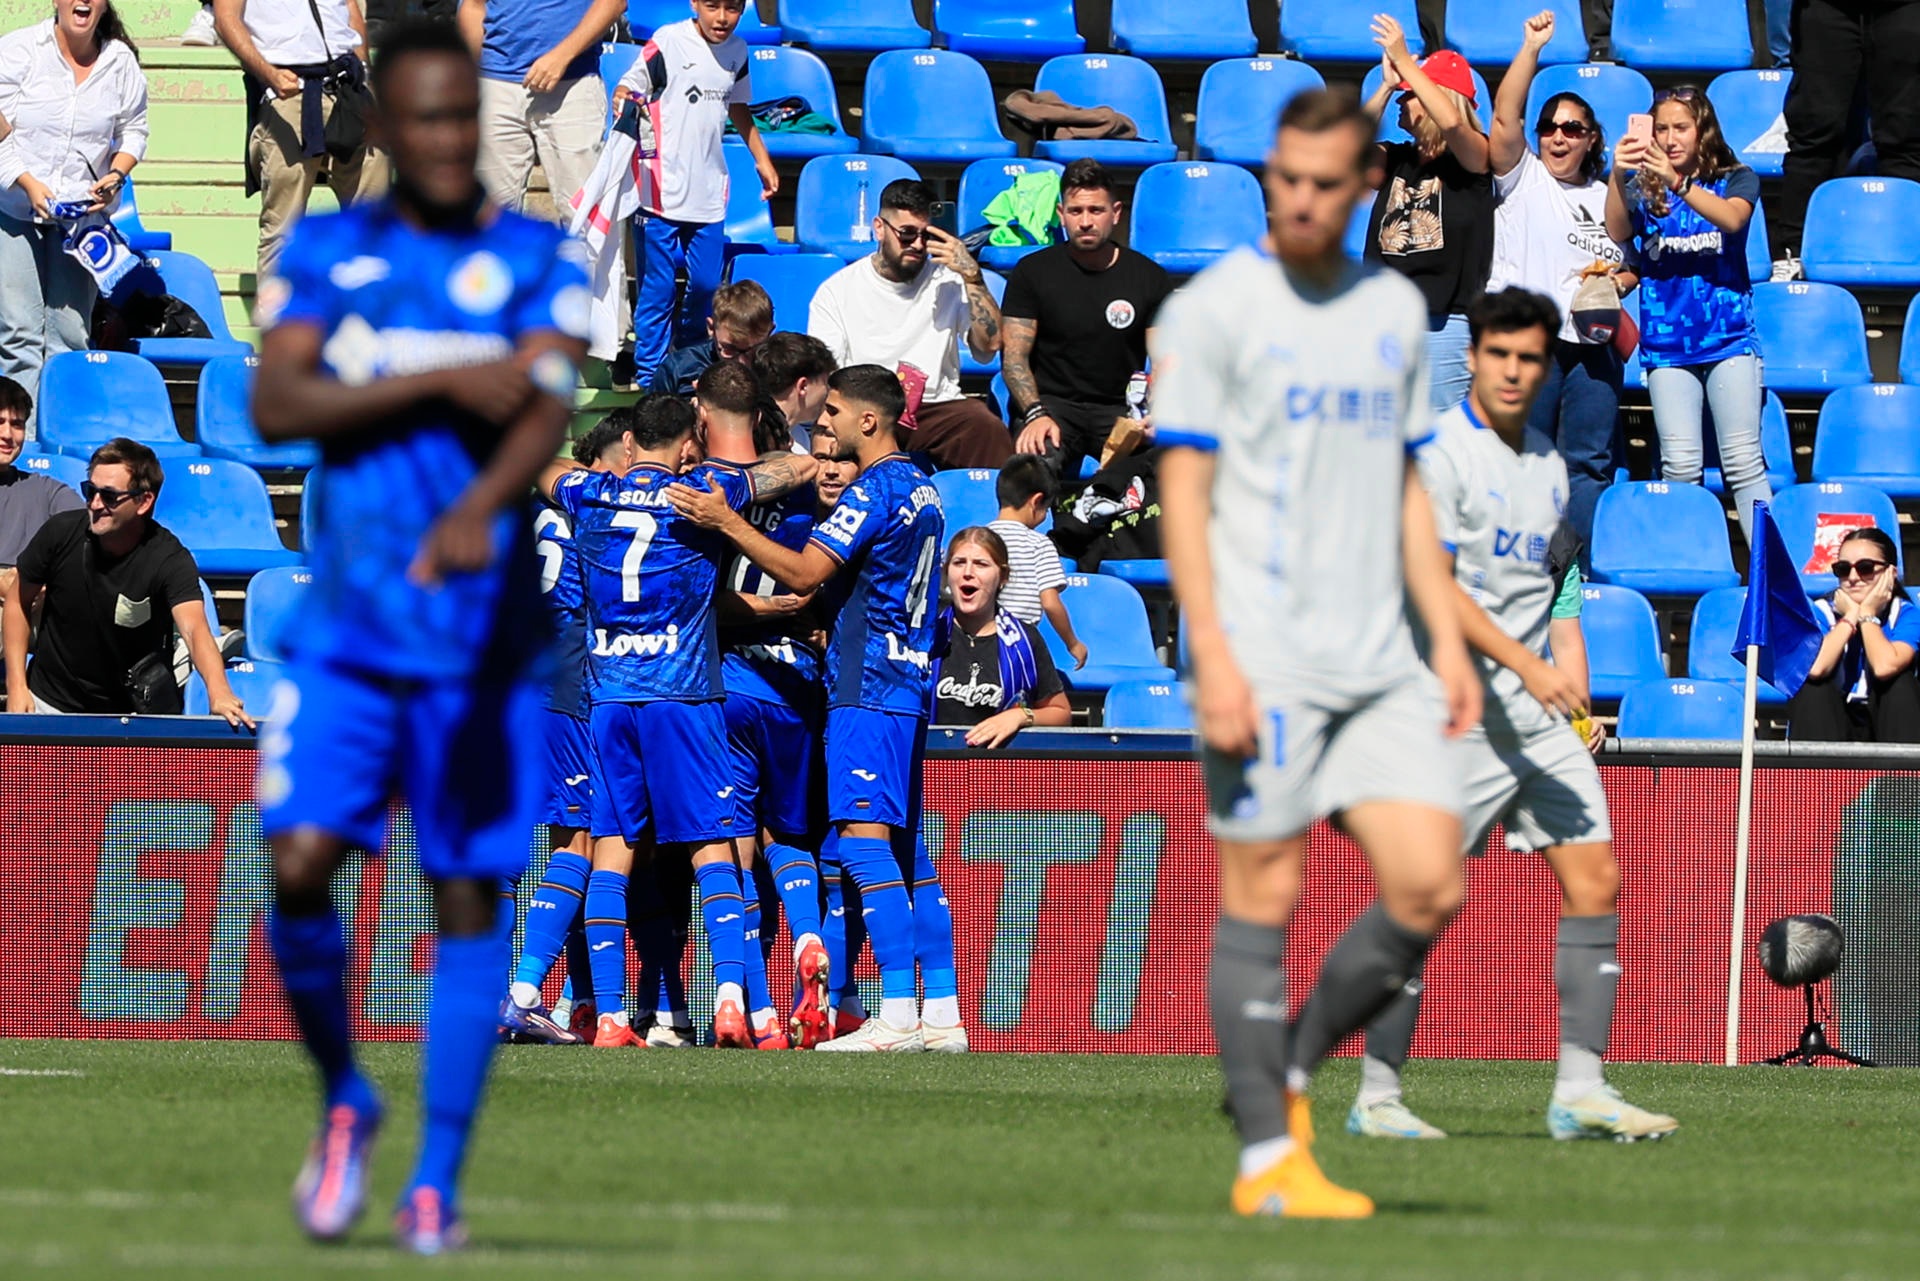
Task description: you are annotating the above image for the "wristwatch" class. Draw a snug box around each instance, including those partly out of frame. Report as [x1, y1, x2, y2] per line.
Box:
[1674, 175, 1694, 198]
[1021, 705, 1036, 729]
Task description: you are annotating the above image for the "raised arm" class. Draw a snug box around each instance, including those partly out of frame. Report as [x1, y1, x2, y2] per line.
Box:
[1604, 157, 1637, 245]
[1375, 12, 1489, 172]
[1493, 12, 1557, 179]
[926, 228, 1001, 360]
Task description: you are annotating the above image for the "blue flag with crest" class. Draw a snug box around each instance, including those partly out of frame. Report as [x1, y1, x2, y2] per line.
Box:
[1732, 500, 1822, 699]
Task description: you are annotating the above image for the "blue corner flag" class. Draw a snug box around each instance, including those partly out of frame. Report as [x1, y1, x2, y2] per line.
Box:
[1732, 500, 1823, 699]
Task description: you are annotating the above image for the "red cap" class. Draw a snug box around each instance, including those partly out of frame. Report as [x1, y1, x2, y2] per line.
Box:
[1398, 50, 1477, 105]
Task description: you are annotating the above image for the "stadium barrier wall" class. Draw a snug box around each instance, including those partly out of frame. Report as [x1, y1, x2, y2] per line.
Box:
[5, 722, 1916, 1066]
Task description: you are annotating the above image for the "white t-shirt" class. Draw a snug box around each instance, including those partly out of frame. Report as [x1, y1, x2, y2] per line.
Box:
[1487, 149, 1625, 345]
[618, 19, 750, 224]
[988, 518, 1067, 625]
[239, 0, 362, 69]
[809, 257, 970, 406]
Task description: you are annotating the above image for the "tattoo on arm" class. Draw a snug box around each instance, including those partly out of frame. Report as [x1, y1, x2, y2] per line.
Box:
[1002, 317, 1041, 414]
[965, 278, 1001, 353]
[745, 452, 809, 500]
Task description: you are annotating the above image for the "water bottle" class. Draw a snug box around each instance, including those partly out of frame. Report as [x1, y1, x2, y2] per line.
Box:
[851, 179, 872, 243]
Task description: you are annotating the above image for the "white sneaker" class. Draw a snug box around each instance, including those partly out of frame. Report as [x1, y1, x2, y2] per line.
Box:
[1346, 1097, 1446, 1140]
[180, 4, 219, 46]
[1548, 1084, 1678, 1142]
[812, 1016, 923, 1053]
[645, 1022, 697, 1049]
[1769, 253, 1803, 283]
[920, 1023, 969, 1054]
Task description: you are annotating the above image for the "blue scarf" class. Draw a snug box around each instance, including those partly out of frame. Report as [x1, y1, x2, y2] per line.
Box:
[931, 606, 1038, 715]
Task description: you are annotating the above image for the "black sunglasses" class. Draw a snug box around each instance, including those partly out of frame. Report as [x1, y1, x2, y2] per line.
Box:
[81, 481, 144, 508]
[1653, 86, 1701, 104]
[1833, 558, 1891, 581]
[1539, 119, 1592, 138]
[879, 218, 930, 246]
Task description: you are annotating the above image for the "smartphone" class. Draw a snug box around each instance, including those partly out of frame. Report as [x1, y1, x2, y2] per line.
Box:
[929, 200, 959, 237]
[1624, 113, 1654, 150]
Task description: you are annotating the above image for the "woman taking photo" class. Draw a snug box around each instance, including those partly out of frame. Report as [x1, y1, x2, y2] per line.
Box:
[1488, 11, 1632, 556]
[0, 0, 147, 434]
[1789, 528, 1920, 744]
[1605, 85, 1771, 544]
[1364, 12, 1493, 414]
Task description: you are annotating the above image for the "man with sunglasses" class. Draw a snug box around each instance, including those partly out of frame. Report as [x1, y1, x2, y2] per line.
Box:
[808, 178, 1012, 470]
[3, 437, 248, 725]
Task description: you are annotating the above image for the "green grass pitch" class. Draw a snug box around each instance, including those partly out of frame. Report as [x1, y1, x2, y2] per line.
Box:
[1, 1041, 1914, 1279]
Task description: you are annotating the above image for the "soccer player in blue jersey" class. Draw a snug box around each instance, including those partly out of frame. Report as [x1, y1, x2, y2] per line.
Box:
[249, 22, 591, 1254]
[670, 364, 946, 1053]
[541, 394, 816, 1048]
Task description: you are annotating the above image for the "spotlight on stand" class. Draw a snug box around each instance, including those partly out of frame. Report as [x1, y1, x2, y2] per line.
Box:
[1756, 914, 1873, 1067]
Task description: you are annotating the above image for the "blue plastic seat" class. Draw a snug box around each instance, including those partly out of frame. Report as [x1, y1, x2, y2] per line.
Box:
[1445, 0, 1587, 66]
[196, 356, 318, 469]
[1576, 584, 1668, 701]
[1811, 385, 1920, 499]
[794, 154, 920, 259]
[1753, 282, 1873, 394]
[1745, 198, 1773, 287]
[1610, 0, 1753, 71]
[130, 252, 252, 366]
[730, 252, 845, 331]
[1102, 677, 1192, 729]
[243, 565, 314, 663]
[299, 467, 320, 553]
[1905, 294, 1920, 386]
[862, 50, 1014, 164]
[1708, 69, 1791, 179]
[1128, 162, 1265, 274]
[1524, 64, 1654, 170]
[186, 657, 288, 717]
[1195, 59, 1326, 166]
[1770, 481, 1901, 596]
[931, 468, 1002, 532]
[1344, 202, 1372, 259]
[626, 0, 779, 42]
[1032, 55, 1179, 167]
[1590, 481, 1741, 596]
[1109, 0, 1256, 60]
[726, 47, 856, 159]
[958, 157, 1064, 270]
[1042, 573, 1175, 692]
[989, 371, 1011, 422]
[16, 452, 88, 492]
[959, 270, 1006, 377]
[598, 42, 638, 129]
[723, 143, 791, 254]
[932, 0, 1083, 59]
[1100, 559, 1170, 589]
[778, 0, 929, 51]
[161, 458, 303, 576]
[111, 178, 171, 252]
[1687, 587, 1788, 705]
[38, 351, 198, 460]
[1280, 0, 1419, 61]
[1362, 62, 1493, 146]
[1616, 678, 1746, 740]
[1801, 178, 1920, 287]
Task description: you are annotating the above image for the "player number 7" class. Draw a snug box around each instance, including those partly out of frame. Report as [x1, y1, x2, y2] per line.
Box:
[612, 510, 657, 603]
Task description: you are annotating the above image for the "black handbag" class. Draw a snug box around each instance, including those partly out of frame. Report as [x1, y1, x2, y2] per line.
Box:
[306, 0, 372, 161]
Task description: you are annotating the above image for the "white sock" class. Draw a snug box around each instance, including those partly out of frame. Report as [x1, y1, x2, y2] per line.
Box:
[792, 932, 823, 965]
[1285, 1067, 1310, 1095]
[608, 1009, 631, 1028]
[880, 996, 918, 1029]
[509, 981, 542, 1010]
[551, 996, 573, 1022]
[1356, 1054, 1403, 1108]
[716, 982, 744, 1010]
[751, 1008, 778, 1036]
[1238, 1136, 1296, 1178]
[1554, 1044, 1605, 1100]
[921, 995, 960, 1028]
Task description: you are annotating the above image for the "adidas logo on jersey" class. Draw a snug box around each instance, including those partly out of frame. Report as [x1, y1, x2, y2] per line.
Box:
[592, 625, 680, 658]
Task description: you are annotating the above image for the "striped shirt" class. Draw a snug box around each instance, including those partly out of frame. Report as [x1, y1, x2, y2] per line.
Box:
[989, 519, 1067, 625]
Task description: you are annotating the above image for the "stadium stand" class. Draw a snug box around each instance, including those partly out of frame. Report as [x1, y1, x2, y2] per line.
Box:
[625, 0, 780, 41]
[1524, 64, 1654, 169]
[728, 253, 844, 331]
[1127, 162, 1266, 274]
[1800, 178, 1920, 288]
[110, 179, 171, 253]
[195, 356, 319, 470]
[990, 371, 1011, 423]
[1752, 282, 1874, 394]
[1041, 573, 1175, 692]
[1905, 295, 1920, 386]
[17, 453, 87, 491]
[960, 271, 1007, 377]
[186, 657, 286, 717]
[1362, 63, 1494, 147]
[1590, 482, 1742, 596]
[1770, 481, 1902, 595]
[1279, 0, 1421, 61]
[160, 459, 303, 576]
[932, 468, 1002, 533]
[1708, 69, 1791, 179]
[1688, 587, 1789, 705]
[730, 47, 858, 158]
[1031, 55, 1180, 167]
[724, 144, 791, 254]
[932, 0, 1084, 59]
[795, 154, 920, 259]
[1811, 385, 1920, 499]
[1102, 677, 1193, 729]
[131, 252, 254, 366]
[1344, 202, 1372, 259]
[777, 0, 930, 52]
[1616, 678, 1747, 740]
[1608, 0, 1754, 71]
[1099, 559, 1171, 590]
[1745, 200, 1773, 287]
[1445, 0, 1588, 66]
[1577, 584, 1669, 702]
[298, 469, 321, 554]
[243, 565, 313, 664]
[37, 352, 198, 459]
[1194, 58, 1325, 167]
[1109, 0, 1257, 60]
[862, 50, 1015, 164]
[598, 41, 639, 130]
[958, 157, 1064, 269]
[1702, 392, 1795, 496]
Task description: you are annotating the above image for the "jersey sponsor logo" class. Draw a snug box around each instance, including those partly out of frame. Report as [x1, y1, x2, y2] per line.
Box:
[818, 500, 867, 544]
[590, 624, 681, 657]
[886, 632, 931, 669]
[328, 256, 391, 290]
[1284, 383, 1401, 438]
[741, 640, 801, 667]
[321, 314, 514, 386]
[1645, 229, 1724, 259]
[1105, 299, 1136, 329]
[1492, 528, 1550, 565]
[447, 251, 513, 315]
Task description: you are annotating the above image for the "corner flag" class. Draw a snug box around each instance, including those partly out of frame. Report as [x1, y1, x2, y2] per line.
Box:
[1732, 499, 1822, 699]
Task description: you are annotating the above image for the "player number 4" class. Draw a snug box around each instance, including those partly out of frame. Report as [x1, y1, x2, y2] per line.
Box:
[612, 510, 657, 603]
[906, 533, 939, 629]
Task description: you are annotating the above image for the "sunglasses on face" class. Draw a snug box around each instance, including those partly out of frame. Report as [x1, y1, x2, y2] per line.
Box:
[81, 481, 143, 508]
[879, 219, 930, 246]
[1539, 119, 1592, 138]
[1833, 558, 1891, 581]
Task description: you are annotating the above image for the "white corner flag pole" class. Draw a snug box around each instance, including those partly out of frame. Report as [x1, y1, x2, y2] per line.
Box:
[1726, 643, 1762, 1067]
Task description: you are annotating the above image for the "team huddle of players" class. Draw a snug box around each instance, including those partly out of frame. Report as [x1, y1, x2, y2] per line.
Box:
[499, 359, 965, 1054]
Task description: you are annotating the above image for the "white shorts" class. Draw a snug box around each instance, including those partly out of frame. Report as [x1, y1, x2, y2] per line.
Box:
[1459, 719, 1612, 856]
[1201, 673, 1463, 843]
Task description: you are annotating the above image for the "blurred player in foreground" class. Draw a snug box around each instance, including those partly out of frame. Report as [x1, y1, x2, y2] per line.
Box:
[250, 20, 590, 1253]
[1155, 86, 1480, 1218]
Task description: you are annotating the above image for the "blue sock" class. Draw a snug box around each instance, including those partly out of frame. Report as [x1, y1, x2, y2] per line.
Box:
[512, 851, 589, 990]
[819, 830, 852, 1007]
[694, 861, 746, 998]
[909, 833, 957, 1001]
[562, 917, 591, 1004]
[741, 894, 773, 1019]
[766, 841, 821, 944]
[407, 922, 511, 1199]
[269, 906, 375, 1113]
[837, 836, 915, 1002]
[584, 870, 630, 1017]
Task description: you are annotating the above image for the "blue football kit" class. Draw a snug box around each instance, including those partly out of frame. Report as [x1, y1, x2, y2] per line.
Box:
[535, 504, 593, 830]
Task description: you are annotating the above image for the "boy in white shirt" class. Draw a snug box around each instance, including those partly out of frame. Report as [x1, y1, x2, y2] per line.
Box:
[988, 456, 1087, 669]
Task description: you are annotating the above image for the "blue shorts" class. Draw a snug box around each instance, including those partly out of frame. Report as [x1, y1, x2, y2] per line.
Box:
[255, 660, 544, 881]
[588, 700, 737, 845]
[541, 709, 593, 830]
[724, 689, 821, 842]
[824, 706, 925, 830]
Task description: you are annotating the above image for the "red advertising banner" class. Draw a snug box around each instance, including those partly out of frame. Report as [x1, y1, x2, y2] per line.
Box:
[4, 743, 1916, 1065]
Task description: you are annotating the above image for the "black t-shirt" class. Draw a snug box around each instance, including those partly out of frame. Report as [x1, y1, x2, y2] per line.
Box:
[17, 511, 202, 713]
[1365, 142, 1495, 318]
[932, 618, 1065, 727]
[1000, 244, 1170, 408]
